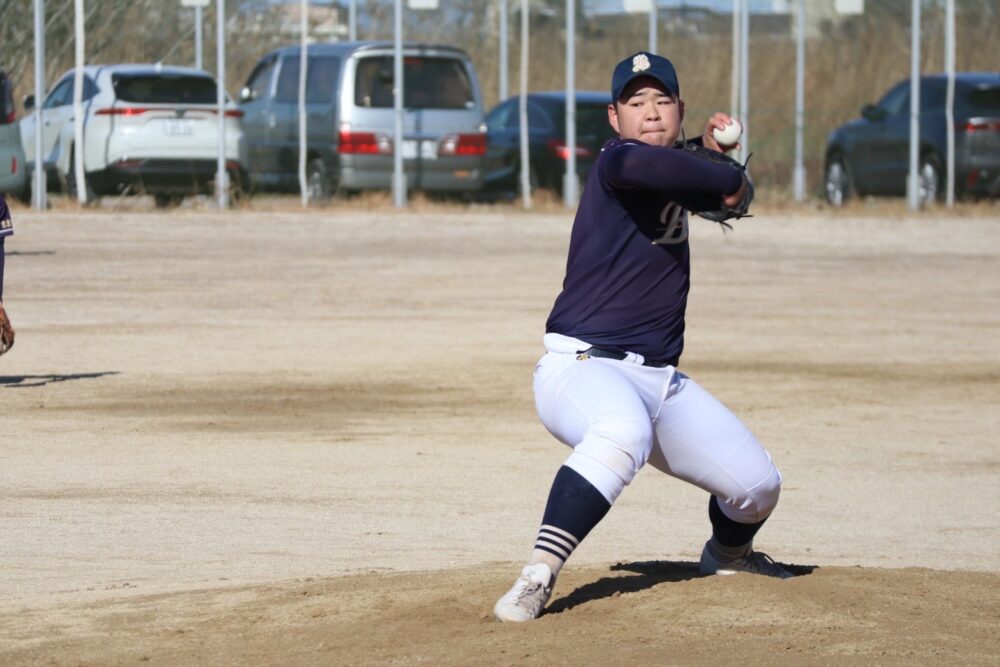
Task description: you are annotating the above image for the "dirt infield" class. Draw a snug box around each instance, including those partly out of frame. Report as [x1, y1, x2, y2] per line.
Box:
[1, 202, 998, 664]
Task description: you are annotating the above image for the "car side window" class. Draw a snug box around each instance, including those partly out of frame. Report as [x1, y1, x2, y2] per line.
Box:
[486, 101, 513, 132]
[274, 57, 301, 103]
[245, 56, 277, 102]
[43, 79, 73, 109]
[877, 82, 909, 117]
[306, 56, 340, 103]
[920, 81, 945, 113]
[528, 102, 552, 130]
[42, 76, 98, 109]
[85, 77, 99, 100]
[499, 101, 551, 131]
[275, 55, 340, 104]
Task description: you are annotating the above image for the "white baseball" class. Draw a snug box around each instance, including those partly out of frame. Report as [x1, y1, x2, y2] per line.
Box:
[713, 119, 743, 148]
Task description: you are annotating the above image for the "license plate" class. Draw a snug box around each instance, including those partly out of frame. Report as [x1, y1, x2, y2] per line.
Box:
[164, 119, 193, 136]
[401, 140, 437, 160]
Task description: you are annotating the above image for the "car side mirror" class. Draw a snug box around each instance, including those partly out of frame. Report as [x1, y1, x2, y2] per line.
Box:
[861, 104, 886, 122]
[239, 86, 254, 103]
[23, 94, 35, 111]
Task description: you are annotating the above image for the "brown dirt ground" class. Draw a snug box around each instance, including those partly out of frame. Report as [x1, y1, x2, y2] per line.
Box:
[1, 198, 998, 665]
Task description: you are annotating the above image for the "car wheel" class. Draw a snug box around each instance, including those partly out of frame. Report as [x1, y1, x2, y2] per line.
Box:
[14, 178, 31, 205]
[918, 153, 942, 207]
[228, 168, 249, 205]
[306, 158, 332, 203]
[154, 194, 184, 208]
[825, 155, 852, 207]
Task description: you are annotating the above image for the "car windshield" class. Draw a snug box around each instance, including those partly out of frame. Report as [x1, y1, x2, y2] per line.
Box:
[355, 56, 474, 109]
[112, 74, 218, 104]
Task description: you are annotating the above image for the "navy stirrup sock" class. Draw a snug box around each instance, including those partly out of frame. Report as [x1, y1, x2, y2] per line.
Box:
[533, 465, 612, 563]
[708, 494, 767, 548]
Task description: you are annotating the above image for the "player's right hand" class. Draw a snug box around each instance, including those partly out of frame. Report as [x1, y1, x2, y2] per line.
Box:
[702, 112, 741, 153]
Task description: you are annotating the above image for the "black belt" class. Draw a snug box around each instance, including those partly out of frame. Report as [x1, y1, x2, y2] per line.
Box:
[578, 346, 677, 368]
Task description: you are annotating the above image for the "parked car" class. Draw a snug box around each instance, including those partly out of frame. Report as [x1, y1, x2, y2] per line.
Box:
[239, 41, 487, 200]
[824, 73, 1000, 206]
[0, 69, 29, 202]
[483, 91, 615, 196]
[20, 64, 247, 207]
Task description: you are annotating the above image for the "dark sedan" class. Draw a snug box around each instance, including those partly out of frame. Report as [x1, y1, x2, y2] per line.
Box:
[824, 73, 1000, 206]
[483, 91, 615, 197]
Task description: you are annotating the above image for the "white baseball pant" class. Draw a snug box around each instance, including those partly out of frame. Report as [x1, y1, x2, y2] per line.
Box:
[534, 333, 782, 525]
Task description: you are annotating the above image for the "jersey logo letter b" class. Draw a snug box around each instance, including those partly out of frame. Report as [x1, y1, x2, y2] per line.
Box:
[652, 202, 688, 245]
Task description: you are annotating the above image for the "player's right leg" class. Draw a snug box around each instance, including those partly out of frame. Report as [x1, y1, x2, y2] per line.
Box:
[494, 345, 652, 622]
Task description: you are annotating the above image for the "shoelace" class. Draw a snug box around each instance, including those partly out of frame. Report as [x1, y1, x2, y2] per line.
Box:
[516, 578, 543, 601]
[745, 551, 789, 577]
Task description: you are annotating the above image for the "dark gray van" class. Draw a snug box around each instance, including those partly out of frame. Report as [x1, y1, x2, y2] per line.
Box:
[239, 41, 486, 199]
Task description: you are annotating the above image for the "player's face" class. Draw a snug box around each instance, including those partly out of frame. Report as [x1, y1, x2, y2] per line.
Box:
[608, 77, 684, 147]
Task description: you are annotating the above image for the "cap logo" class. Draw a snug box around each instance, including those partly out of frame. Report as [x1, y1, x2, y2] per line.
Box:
[632, 54, 651, 72]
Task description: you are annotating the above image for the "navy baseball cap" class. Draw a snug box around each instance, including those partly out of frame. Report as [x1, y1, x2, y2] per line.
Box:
[611, 52, 680, 101]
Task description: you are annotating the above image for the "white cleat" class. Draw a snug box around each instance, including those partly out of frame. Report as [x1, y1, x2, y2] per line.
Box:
[699, 541, 794, 579]
[493, 563, 554, 622]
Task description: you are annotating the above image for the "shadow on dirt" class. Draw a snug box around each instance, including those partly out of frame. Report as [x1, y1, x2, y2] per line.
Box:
[545, 559, 819, 616]
[1, 371, 119, 388]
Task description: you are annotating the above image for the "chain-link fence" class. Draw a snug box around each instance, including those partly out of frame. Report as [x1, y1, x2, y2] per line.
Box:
[2, 0, 998, 200]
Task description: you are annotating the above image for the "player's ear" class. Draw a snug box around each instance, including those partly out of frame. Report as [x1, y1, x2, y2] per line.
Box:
[608, 103, 620, 134]
[678, 97, 685, 124]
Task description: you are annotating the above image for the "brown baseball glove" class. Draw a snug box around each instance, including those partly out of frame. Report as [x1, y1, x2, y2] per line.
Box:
[0, 304, 14, 357]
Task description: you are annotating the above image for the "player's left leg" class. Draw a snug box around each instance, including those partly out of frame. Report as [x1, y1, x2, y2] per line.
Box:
[648, 372, 792, 578]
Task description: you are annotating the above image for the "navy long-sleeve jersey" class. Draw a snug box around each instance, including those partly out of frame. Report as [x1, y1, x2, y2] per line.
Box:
[545, 138, 743, 364]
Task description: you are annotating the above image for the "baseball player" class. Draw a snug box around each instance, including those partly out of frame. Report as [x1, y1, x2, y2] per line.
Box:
[0, 194, 14, 357]
[493, 52, 791, 623]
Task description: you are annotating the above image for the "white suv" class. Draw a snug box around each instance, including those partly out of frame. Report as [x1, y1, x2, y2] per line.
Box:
[20, 64, 247, 206]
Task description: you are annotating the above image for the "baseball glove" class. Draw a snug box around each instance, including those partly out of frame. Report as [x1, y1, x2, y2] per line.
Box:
[682, 142, 754, 226]
[0, 304, 14, 357]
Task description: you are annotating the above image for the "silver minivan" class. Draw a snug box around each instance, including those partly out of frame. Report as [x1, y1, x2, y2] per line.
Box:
[0, 69, 28, 201]
[239, 41, 486, 199]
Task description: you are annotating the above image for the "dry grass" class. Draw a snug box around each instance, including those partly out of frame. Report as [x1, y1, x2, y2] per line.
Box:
[2, 2, 998, 200]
